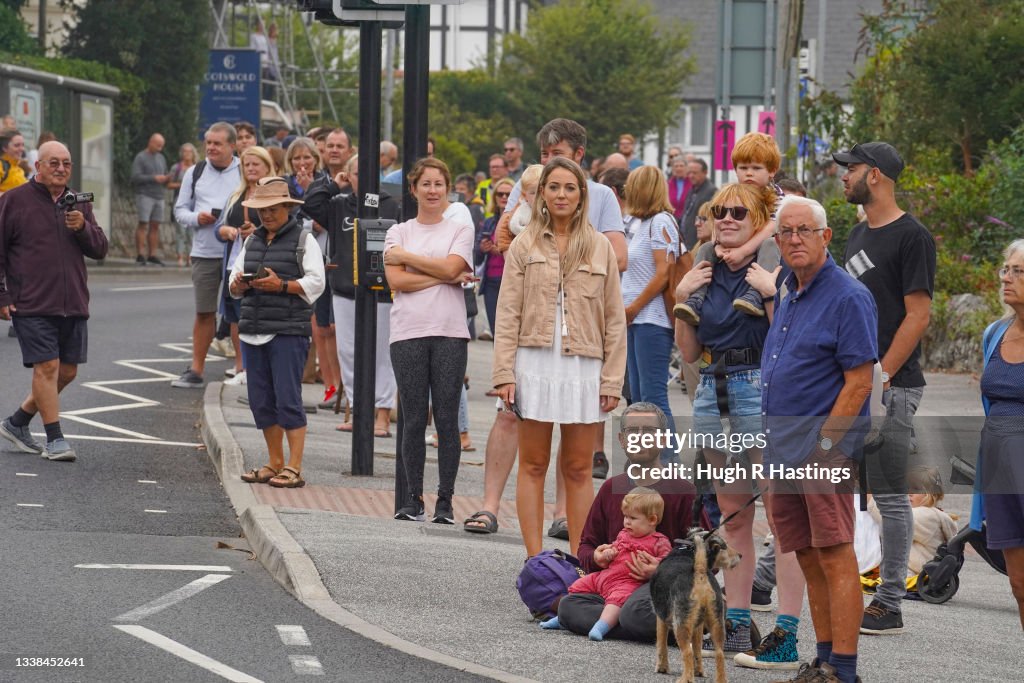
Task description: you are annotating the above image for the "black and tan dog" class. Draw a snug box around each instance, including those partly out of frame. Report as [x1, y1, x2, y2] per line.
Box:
[651, 528, 741, 683]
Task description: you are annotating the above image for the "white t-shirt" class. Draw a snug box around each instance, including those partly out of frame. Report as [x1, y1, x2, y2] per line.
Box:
[504, 179, 625, 234]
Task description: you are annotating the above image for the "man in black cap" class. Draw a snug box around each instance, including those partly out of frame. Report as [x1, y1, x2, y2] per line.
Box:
[833, 141, 936, 637]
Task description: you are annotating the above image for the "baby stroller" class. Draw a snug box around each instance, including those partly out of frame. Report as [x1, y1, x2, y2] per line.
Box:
[915, 454, 1007, 604]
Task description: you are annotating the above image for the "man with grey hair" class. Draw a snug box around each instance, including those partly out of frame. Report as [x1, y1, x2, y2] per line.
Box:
[759, 193, 877, 683]
[0, 141, 109, 462]
[503, 136, 526, 181]
[552, 401, 699, 642]
[834, 141, 936, 636]
[131, 133, 169, 266]
[172, 121, 241, 388]
[379, 140, 398, 179]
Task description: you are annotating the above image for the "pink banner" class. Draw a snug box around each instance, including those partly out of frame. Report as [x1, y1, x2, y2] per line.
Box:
[714, 120, 736, 171]
[758, 111, 777, 136]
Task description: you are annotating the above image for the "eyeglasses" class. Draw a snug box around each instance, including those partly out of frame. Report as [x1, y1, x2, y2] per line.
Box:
[776, 227, 826, 241]
[46, 160, 73, 169]
[710, 205, 749, 221]
[999, 266, 1024, 281]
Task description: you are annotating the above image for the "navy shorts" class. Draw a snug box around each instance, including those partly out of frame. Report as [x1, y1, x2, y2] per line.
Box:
[243, 335, 310, 431]
[314, 289, 333, 327]
[12, 316, 88, 367]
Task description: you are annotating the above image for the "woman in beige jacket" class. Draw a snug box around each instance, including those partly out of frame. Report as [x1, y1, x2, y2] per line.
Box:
[493, 157, 627, 556]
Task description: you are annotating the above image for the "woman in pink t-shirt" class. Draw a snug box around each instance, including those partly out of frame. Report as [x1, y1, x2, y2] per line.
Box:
[384, 158, 475, 524]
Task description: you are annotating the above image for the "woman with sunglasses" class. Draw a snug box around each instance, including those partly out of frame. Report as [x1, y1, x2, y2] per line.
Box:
[672, 183, 806, 667]
[475, 176, 516, 339]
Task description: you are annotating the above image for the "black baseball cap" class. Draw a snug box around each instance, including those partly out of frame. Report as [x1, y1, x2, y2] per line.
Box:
[832, 142, 905, 181]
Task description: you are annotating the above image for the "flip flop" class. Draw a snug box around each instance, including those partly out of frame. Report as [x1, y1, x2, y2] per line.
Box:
[547, 517, 569, 540]
[462, 443, 476, 452]
[464, 510, 498, 534]
[336, 422, 353, 432]
[374, 429, 393, 438]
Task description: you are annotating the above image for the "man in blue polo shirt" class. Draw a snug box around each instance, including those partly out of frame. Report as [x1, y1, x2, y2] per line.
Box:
[760, 196, 877, 683]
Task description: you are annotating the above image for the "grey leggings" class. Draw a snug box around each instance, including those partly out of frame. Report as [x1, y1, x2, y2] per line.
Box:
[390, 336, 468, 499]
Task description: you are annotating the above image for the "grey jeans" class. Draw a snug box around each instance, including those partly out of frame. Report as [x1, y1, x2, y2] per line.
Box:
[872, 385, 923, 609]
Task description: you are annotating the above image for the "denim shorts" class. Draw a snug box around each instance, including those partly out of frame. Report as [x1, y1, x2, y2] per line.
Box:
[692, 369, 763, 439]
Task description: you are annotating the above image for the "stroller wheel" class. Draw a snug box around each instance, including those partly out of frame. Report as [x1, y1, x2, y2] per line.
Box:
[917, 571, 959, 604]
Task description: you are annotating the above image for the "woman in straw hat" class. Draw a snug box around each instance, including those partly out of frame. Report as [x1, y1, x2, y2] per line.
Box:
[229, 177, 325, 488]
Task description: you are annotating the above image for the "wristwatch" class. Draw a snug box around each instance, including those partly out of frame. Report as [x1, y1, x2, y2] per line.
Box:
[280, 280, 288, 294]
[818, 433, 833, 452]
[880, 370, 891, 384]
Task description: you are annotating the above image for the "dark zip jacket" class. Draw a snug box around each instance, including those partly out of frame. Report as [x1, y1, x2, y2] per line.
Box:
[0, 179, 108, 317]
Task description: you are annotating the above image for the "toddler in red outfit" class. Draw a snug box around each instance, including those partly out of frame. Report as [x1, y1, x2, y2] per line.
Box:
[541, 487, 672, 640]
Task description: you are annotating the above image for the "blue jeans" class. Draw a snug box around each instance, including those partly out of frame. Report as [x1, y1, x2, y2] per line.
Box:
[626, 323, 675, 420]
[692, 369, 763, 439]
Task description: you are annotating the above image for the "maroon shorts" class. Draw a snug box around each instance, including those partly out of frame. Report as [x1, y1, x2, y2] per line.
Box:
[768, 489, 855, 554]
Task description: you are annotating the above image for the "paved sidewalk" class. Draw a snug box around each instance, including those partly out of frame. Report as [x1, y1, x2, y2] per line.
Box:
[200, 340, 1018, 682]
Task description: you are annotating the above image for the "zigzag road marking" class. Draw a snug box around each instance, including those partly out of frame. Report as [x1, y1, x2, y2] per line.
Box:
[55, 341, 227, 446]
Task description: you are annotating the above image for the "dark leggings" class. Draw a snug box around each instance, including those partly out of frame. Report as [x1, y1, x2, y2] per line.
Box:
[390, 336, 468, 499]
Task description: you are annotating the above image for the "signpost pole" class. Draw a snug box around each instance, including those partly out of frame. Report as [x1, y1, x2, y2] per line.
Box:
[352, 20, 384, 476]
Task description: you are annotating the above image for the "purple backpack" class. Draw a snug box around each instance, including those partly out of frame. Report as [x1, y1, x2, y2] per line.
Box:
[516, 549, 586, 619]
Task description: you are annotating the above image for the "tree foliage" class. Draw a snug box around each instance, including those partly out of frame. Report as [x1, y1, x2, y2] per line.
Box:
[60, 0, 209, 157]
[497, 0, 695, 157]
[0, 2, 38, 56]
[848, 0, 1024, 174]
[429, 70, 516, 172]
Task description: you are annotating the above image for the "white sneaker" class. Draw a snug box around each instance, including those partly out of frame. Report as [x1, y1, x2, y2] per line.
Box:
[211, 338, 236, 358]
[224, 370, 247, 386]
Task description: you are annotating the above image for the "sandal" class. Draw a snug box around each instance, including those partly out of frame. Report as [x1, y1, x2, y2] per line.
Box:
[463, 510, 498, 534]
[240, 465, 279, 484]
[268, 466, 306, 488]
[547, 517, 569, 540]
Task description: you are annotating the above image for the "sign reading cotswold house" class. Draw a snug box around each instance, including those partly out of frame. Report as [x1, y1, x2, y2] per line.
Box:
[199, 49, 261, 135]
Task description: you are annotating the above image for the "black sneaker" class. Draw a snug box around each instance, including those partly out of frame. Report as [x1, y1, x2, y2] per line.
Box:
[592, 451, 609, 479]
[673, 293, 704, 326]
[702, 619, 760, 657]
[7, 325, 16, 337]
[147, 256, 165, 267]
[733, 288, 766, 317]
[135, 254, 146, 265]
[751, 586, 773, 612]
[860, 598, 904, 634]
[395, 495, 425, 522]
[769, 658, 824, 683]
[432, 496, 455, 524]
[170, 368, 204, 389]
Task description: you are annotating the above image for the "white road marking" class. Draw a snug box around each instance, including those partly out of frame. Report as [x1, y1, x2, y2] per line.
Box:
[138, 480, 158, 484]
[33, 433, 201, 448]
[110, 284, 195, 292]
[75, 564, 234, 572]
[113, 625, 263, 683]
[15, 473, 38, 477]
[59, 415, 159, 440]
[115, 574, 231, 622]
[144, 509, 168, 514]
[16, 503, 44, 507]
[276, 625, 312, 647]
[288, 655, 324, 676]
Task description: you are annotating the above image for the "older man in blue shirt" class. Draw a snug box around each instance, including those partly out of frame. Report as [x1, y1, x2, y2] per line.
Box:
[759, 196, 877, 683]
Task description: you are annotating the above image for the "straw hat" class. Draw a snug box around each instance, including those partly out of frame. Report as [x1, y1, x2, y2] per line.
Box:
[242, 177, 304, 209]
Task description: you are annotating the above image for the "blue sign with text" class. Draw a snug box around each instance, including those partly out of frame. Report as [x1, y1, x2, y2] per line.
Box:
[199, 49, 261, 135]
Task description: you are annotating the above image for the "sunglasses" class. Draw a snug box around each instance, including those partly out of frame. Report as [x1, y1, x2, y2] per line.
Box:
[710, 205, 749, 221]
[494, 191, 511, 198]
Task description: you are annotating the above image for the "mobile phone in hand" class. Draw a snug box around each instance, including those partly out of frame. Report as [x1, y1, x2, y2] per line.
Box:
[211, 208, 222, 218]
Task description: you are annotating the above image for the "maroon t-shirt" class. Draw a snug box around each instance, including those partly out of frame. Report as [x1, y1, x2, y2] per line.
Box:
[577, 473, 698, 573]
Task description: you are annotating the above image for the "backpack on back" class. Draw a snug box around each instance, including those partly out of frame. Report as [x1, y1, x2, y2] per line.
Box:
[515, 549, 585, 620]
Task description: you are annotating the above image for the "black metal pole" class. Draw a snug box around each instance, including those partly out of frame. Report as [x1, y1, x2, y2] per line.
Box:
[394, 4, 430, 512]
[352, 20, 383, 476]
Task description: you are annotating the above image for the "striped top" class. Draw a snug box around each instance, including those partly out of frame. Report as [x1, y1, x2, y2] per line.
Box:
[620, 212, 682, 329]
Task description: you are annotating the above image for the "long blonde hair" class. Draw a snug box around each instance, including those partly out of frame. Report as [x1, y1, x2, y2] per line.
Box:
[229, 146, 276, 208]
[487, 176, 516, 215]
[521, 157, 596, 278]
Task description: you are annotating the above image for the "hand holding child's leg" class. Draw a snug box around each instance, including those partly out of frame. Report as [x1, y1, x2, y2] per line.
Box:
[674, 242, 717, 326]
[734, 239, 781, 318]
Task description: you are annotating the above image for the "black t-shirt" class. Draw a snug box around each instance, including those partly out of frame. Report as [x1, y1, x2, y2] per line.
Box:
[843, 212, 936, 388]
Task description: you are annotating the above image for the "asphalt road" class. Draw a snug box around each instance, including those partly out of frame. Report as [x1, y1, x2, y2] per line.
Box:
[0, 268, 485, 683]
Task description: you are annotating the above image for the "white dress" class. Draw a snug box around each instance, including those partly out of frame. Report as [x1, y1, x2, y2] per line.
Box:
[513, 288, 607, 424]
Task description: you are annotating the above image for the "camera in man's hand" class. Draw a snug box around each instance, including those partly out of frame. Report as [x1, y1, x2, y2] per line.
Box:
[57, 189, 95, 210]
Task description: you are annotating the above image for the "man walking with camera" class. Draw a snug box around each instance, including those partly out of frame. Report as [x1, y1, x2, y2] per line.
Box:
[0, 141, 108, 462]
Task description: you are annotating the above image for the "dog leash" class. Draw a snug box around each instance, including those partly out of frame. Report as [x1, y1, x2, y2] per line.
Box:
[706, 489, 763, 538]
